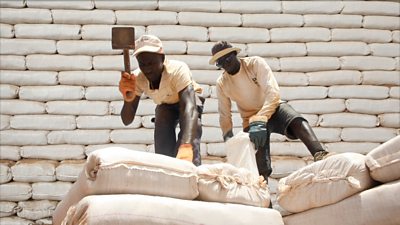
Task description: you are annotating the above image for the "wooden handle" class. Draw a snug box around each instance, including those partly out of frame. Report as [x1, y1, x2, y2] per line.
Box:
[123, 48, 131, 73]
[123, 48, 133, 98]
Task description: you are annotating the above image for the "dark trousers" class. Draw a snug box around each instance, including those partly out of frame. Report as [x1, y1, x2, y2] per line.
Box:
[154, 100, 203, 166]
[248, 103, 324, 179]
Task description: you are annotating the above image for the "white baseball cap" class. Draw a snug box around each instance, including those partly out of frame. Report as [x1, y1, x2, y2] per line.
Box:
[133, 34, 164, 56]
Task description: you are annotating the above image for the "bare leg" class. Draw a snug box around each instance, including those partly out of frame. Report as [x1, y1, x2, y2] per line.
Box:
[289, 118, 325, 156]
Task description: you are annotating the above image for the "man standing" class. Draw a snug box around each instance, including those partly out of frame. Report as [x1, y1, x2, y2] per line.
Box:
[119, 34, 204, 166]
[209, 41, 331, 179]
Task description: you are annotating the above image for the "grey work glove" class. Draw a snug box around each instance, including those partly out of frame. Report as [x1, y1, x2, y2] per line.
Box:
[248, 121, 268, 150]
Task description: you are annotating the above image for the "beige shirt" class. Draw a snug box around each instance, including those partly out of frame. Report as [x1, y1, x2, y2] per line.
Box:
[134, 59, 201, 105]
[216, 56, 280, 135]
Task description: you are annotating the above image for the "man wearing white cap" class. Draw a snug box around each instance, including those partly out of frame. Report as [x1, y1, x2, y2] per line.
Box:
[209, 41, 331, 179]
[119, 34, 204, 166]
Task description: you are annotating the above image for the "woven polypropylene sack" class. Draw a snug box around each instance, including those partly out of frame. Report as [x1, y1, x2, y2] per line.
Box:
[277, 153, 374, 213]
[366, 136, 400, 183]
[197, 163, 270, 207]
[83, 147, 198, 198]
[225, 131, 258, 177]
[53, 147, 199, 225]
[283, 180, 400, 225]
[62, 194, 284, 225]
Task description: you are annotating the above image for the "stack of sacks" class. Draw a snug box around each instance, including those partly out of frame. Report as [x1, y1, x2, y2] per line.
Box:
[53, 147, 199, 225]
[53, 146, 284, 225]
[282, 136, 400, 225]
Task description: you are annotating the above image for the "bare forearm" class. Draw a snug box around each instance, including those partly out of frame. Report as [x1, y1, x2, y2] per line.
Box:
[120, 96, 140, 125]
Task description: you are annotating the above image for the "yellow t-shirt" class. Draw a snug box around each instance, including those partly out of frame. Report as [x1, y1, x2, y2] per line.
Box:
[133, 59, 202, 105]
[216, 56, 280, 135]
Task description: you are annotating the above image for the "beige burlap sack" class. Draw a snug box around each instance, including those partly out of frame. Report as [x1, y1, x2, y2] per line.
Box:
[83, 147, 198, 198]
[284, 180, 400, 225]
[51, 172, 88, 225]
[53, 147, 199, 225]
[226, 131, 259, 177]
[197, 163, 270, 207]
[277, 153, 374, 213]
[366, 135, 400, 183]
[62, 194, 284, 225]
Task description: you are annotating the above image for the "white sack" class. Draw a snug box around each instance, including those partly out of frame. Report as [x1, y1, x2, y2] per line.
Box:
[56, 160, 85, 182]
[17, 200, 57, 220]
[11, 160, 57, 182]
[1, 216, 35, 225]
[53, 147, 199, 225]
[62, 194, 284, 225]
[277, 153, 374, 213]
[32, 182, 72, 201]
[0, 182, 32, 201]
[283, 180, 400, 225]
[0, 216, 34, 225]
[0, 161, 12, 184]
[83, 147, 198, 198]
[197, 163, 270, 207]
[366, 135, 400, 183]
[0, 201, 17, 217]
[226, 131, 258, 177]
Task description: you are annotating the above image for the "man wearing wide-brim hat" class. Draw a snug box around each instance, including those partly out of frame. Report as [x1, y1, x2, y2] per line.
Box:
[210, 41, 332, 180]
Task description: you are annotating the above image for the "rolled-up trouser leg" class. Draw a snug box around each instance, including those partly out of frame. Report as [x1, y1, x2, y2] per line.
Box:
[255, 128, 272, 181]
[154, 104, 179, 157]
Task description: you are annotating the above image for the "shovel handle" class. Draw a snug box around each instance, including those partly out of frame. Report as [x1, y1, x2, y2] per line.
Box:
[123, 48, 131, 73]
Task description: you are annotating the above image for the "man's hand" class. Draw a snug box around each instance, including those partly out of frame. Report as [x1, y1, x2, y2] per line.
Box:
[119, 72, 136, 102]
[176, 143, 193, 163]
[248, 121, 268, 150]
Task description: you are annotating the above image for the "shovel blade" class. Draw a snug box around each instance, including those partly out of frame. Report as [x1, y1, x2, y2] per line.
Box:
[111, 27, 135, 49]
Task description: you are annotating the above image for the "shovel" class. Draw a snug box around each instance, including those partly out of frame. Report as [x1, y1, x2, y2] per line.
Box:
[111, 27, 135, 98]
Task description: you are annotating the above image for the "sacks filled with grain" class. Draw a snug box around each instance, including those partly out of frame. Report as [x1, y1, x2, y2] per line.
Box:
[197, 163, 270, 207]
[277, 153, 375, 213]
[365, 135, 400, 183]
[283, 180, 400, 225]
[53, 147, 199, 225]
[83, 147, 198, 199]
[62, 194, 284, 225]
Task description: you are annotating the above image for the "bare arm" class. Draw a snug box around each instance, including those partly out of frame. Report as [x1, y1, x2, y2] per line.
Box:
[216, 82, 233, 140]
[120, 95, 141, 125]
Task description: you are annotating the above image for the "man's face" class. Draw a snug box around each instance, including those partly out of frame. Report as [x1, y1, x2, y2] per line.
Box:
[136, 52, 164, 82]
[216, 52, 240, 75]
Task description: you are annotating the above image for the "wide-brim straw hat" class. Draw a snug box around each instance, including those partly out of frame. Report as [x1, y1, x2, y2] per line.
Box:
[209, 47, 241, 65]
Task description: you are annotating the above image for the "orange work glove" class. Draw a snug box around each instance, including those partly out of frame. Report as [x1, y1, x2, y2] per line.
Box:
[176, 143, 193, 163]
[119, 71, 136, 102]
